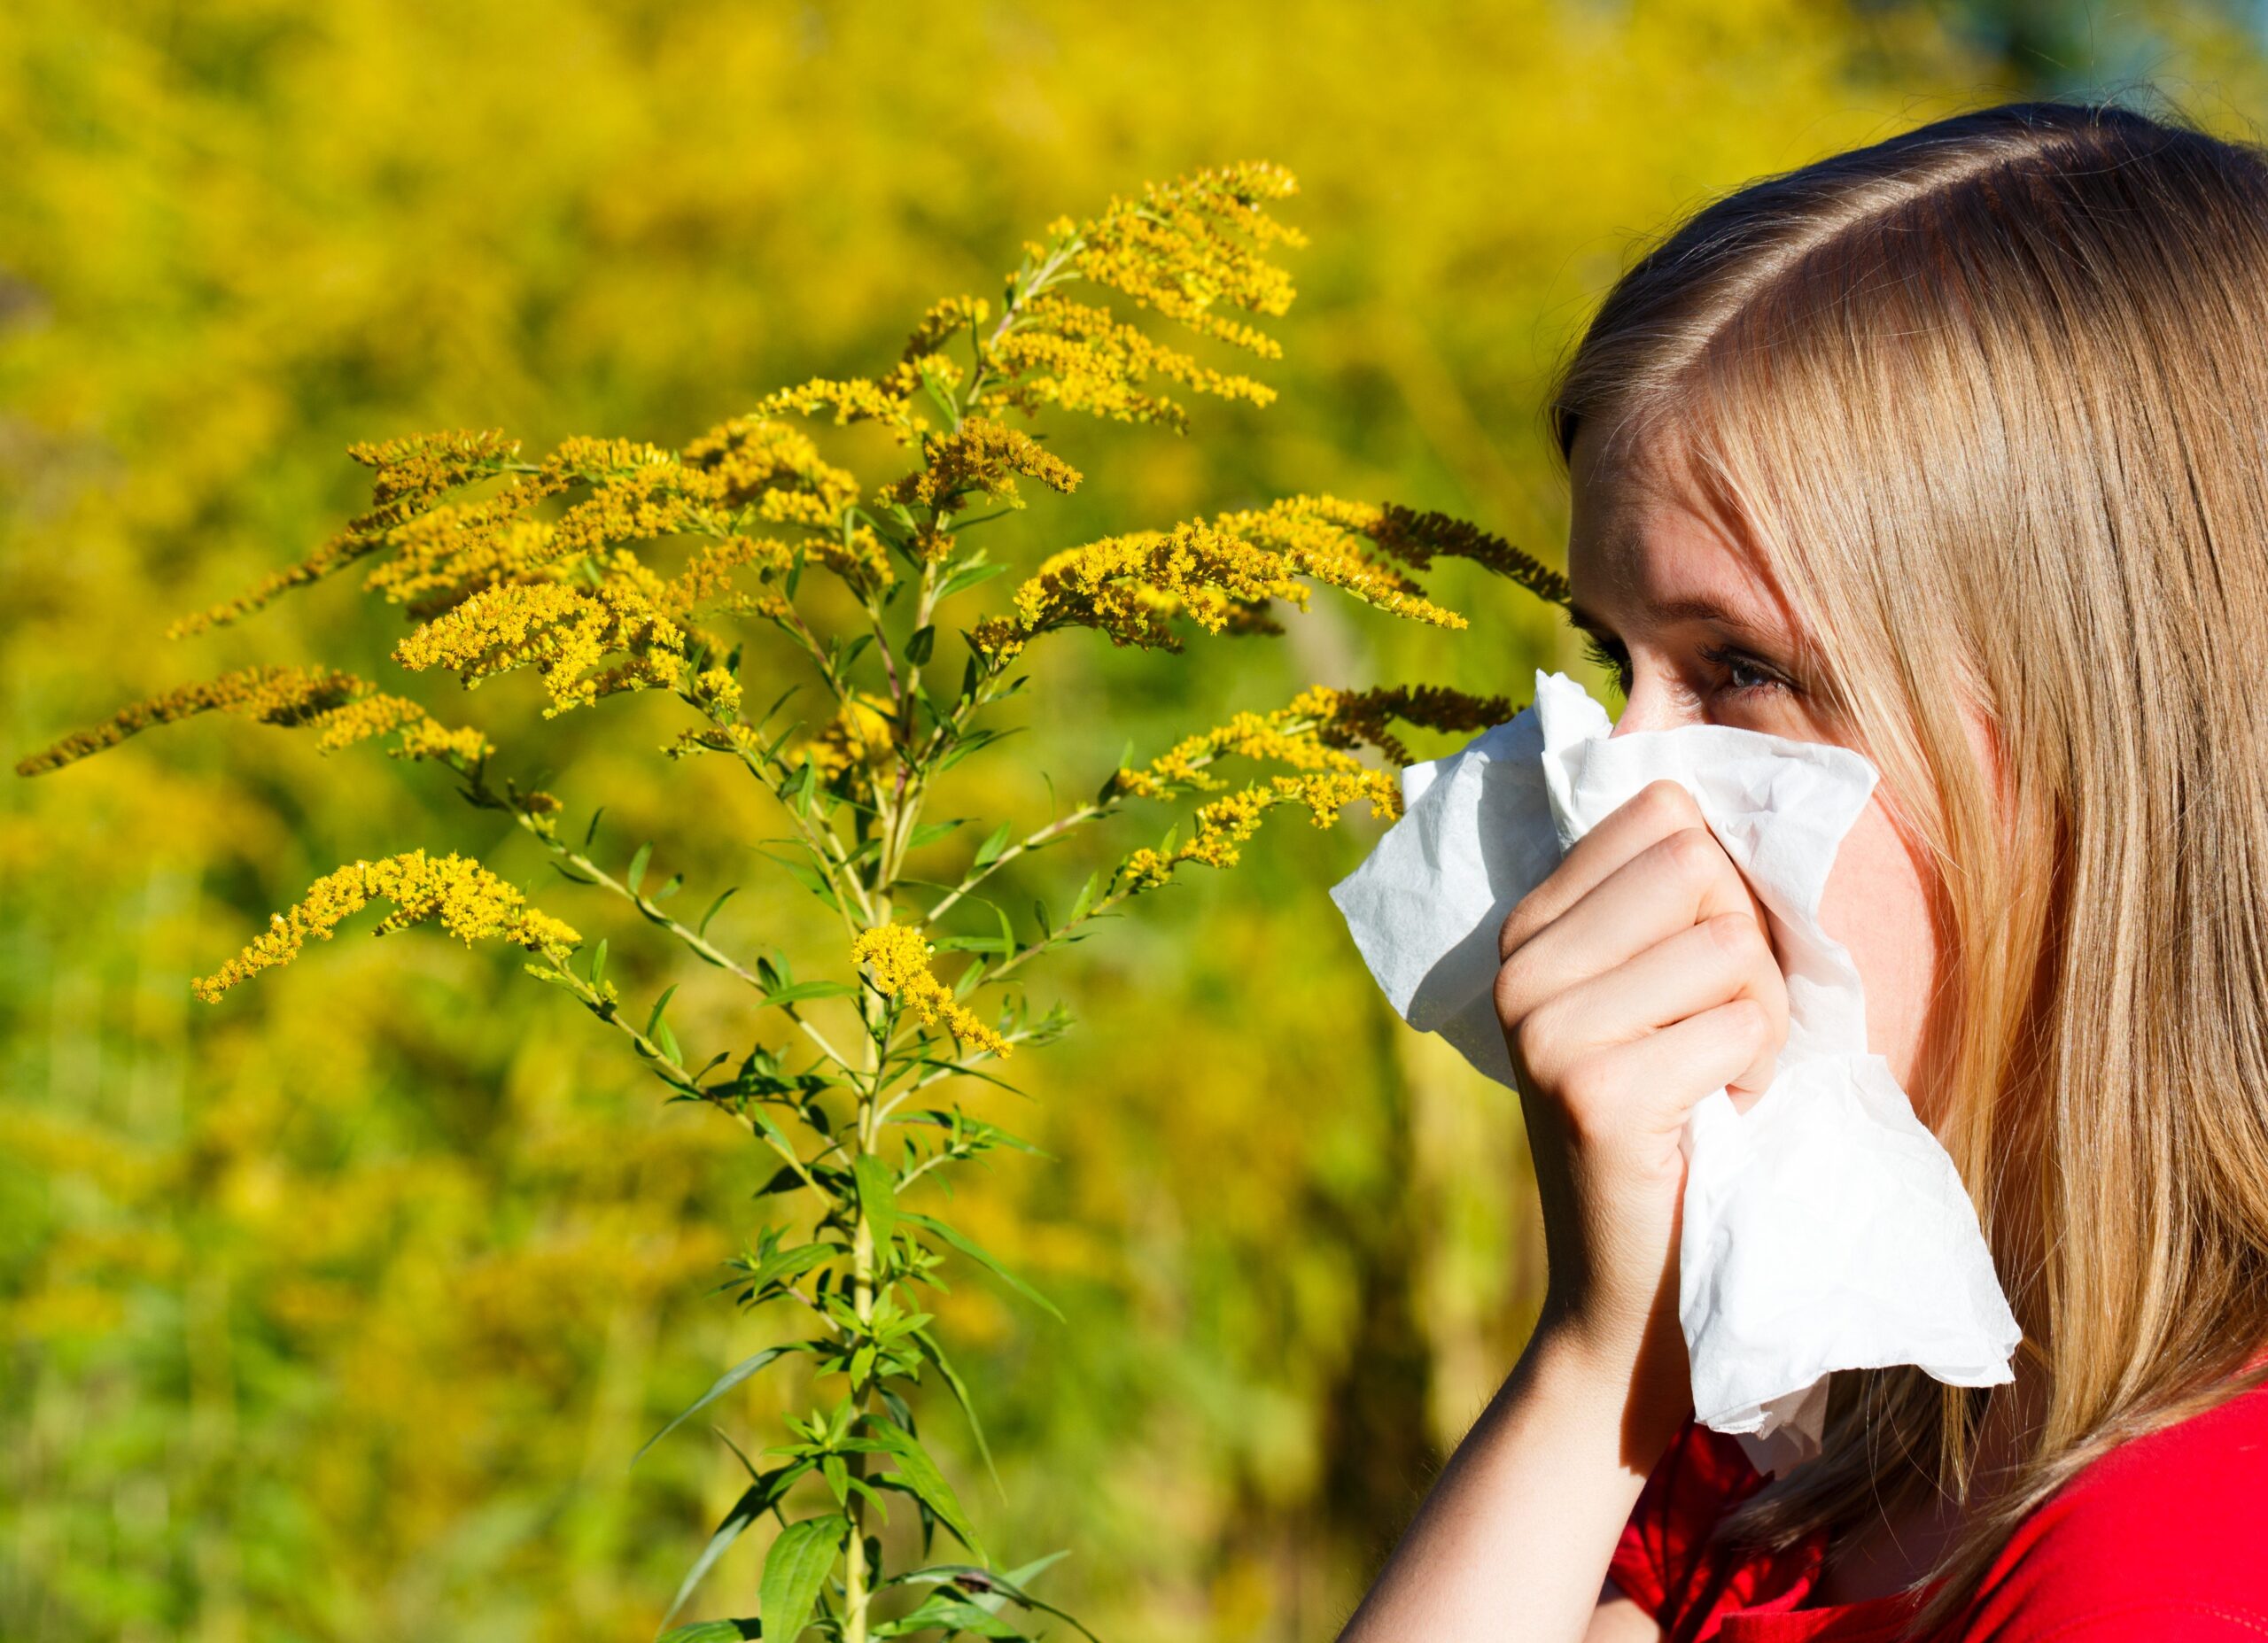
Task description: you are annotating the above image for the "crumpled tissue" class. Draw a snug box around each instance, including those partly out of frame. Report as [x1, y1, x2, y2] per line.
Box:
[1328, 667, 2021, 1474]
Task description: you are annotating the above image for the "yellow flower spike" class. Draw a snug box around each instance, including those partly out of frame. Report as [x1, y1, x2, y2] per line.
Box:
[191, 849, 581, 1004]
[166, 430, 526, 638]
[899, 294, 993, 364]
[12, 664, 493, 778]
[850, 923, 1012, 1058]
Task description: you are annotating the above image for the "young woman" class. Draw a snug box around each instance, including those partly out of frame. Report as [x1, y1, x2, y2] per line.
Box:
[1335, 98, 2268, 1641]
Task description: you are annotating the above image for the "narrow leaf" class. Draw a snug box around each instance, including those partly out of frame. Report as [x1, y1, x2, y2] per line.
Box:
[903, 1213, 1062, 1321]
[634, 1347, 790, 1465]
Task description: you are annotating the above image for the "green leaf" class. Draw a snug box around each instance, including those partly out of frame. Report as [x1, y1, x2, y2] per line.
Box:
[855, 1153, 900, 1252]
[696, 886, 740, 939]
[905, 817, 966, 852]
[860, 1423, 986, 1562]
[548, 858, 600, 886]
[589, 937, 610, 990]
[629, 841, 655, 894]
[584, 805, 608, 850]
[902, 1213, 1062, 1321]
[1067, 869, 1099, 925]
[936, 558, 1011, 601]
[657, 1622, 760, 1642]
[634, 1347, 792, 1465]
[912, 1326, 1000, 1498]
[971, 820, 1013, 868]
[758, 1514, 847, 1643]
[905, 624, 936, 664]
[759, 979, 859, 1009]
[645, 984, 681, 1042]
[656, 1469, 796, 1637]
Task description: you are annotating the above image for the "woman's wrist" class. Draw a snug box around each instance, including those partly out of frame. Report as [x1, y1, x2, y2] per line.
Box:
[1518, 1303, 1693, 1478]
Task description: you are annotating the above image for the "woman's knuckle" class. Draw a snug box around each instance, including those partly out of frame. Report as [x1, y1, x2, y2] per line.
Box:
[1663, 825, 1720, 887]
[1706, 910, 1767, 962]
[1638, 778, 1700, 828]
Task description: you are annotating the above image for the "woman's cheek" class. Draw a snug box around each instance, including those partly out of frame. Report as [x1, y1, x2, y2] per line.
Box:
[1814, 793, 1948, 1116]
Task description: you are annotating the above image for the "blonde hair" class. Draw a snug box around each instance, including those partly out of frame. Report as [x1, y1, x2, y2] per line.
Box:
[1545, 96, 2268, 1624]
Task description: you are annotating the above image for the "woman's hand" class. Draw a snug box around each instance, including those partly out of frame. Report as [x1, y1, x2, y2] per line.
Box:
[1495, 777, 1791, 1465]
[1333, 777, 1791, 1643]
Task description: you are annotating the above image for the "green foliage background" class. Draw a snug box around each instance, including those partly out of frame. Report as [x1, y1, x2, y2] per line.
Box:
[7, 4, 2267, 1639]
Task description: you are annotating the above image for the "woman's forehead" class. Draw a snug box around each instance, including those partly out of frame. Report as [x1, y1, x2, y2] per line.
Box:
[1566, 422, 1793, 642]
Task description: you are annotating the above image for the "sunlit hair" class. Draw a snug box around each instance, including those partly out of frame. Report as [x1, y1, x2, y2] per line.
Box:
[1545, 95, 2268, 1625]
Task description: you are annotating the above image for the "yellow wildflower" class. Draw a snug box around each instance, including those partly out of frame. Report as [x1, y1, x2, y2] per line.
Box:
[967, 508, 1467, 665]
[749, 374, 928, 441]
[1059, 160, 1306, 355]
[12, 664, 493, 777]
[663, 533, 798, 622]
[899, 294, 993, 364]
[850, 923, 1012, 1058]
[1271, 495, 1573, 610]
[392, 562, 688, 717]
[681, 418, 861, 515]
[882, 415, 1082, 513]
[192, 849, 580, 1003]
[986, 294, 1278, 431]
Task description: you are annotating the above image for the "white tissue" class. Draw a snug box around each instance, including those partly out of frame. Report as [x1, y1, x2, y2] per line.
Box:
[1328, 668, 2021, 1473]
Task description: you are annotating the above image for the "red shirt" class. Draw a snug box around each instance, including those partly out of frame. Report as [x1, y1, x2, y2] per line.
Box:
[1608, 1381, 2268, 1640]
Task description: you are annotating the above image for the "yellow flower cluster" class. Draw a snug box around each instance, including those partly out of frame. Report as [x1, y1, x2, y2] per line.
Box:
[1112, 684, 1376, 803]
[191, 849, 581, 1004]
[747, 373, 930, 443]
[850, 922, 1012, 1058]
[662, 533, 798, 623]
[680, 418, 861, 518]
[900, 293, 993, 363]
[392, 559, 689, 717]
[1115, 768, 1402, 893]
[987, 294, 1277, 432]
[12, 664, 493, 778]
[882, 415, 1082, 513]
[1055, 160, 1306, 353]
[967, 501, 1469, 664]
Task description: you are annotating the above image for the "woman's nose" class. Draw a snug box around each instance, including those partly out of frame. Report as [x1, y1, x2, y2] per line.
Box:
[1605, 674, 1684, 738]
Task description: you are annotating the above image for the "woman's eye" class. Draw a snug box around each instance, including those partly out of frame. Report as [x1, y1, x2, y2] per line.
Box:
[1577, 631, 1794, 704]
[1697, 642, 1793, 699]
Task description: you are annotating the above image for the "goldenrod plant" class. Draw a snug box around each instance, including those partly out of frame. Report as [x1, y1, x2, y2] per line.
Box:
[17, 160, 1567, 1641]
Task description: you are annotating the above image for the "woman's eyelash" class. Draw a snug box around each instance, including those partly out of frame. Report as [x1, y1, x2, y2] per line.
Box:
[1697, 642, 1794, 698]
[1580, 631, 1632, 694]
[1576, 632, 1795, 701]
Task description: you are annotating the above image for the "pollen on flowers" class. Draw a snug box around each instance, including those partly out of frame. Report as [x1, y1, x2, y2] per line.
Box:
[191, 849, 582, 1004]
[850, 923, 1012, 1058]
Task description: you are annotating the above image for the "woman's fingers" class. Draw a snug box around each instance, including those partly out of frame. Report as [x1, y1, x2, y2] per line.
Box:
[1500, 779, 1723, 963]
[1551, 997, 1780, 1169]
[1515, 911, 1789, 1106]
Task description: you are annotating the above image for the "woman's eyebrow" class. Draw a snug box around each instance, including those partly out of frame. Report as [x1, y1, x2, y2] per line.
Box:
[1567, 593, 1775, 641]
